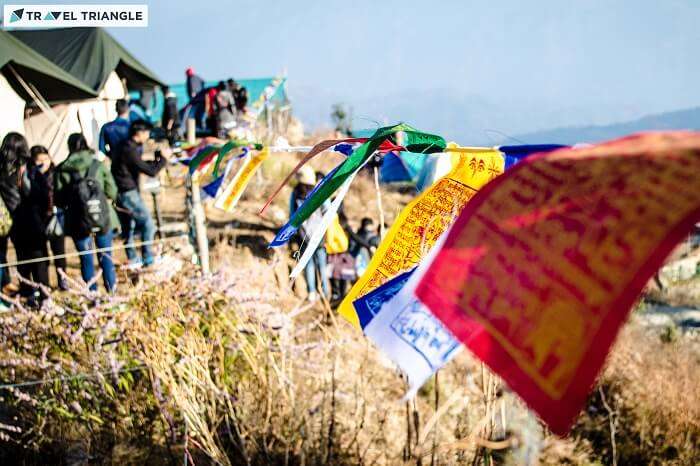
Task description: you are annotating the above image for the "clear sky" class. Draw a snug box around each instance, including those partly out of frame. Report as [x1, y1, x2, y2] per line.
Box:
[11, 0, 700, 134]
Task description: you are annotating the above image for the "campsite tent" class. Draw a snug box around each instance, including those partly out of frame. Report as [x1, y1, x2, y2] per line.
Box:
[0, 29, 96, 142]
[11, 28, 162, 160]
[10, 28, 162, 92]
[380, 152, 424, 183]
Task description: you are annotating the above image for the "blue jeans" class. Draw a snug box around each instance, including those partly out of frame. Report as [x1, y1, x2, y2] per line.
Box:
[118, 189, 155, 265]
[304, 247, 329, 296]
[74, 231, 116, 292]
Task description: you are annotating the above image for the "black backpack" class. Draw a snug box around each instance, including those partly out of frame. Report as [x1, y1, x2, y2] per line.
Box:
[68, 160, 110, 236]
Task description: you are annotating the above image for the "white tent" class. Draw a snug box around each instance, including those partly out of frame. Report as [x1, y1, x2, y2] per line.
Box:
[24, 71, 126, 161]
[0, 73, 26, 141]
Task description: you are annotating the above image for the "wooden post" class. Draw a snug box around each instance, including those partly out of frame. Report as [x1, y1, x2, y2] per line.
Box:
[190, 179, 210, 274]
[373, 165, 385, 239]
[186, 118, 196, 145]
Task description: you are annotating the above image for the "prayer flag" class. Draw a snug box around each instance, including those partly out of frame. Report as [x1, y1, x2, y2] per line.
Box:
[338, 144, 504, 327]
[357, 233, 462, 398]
[414, 131, 700, 435]
[214, 147, 269, 212]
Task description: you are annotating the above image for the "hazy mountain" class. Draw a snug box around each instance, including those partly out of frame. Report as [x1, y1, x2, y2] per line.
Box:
[514, 107, 700, 144]
[288, 84, 671, 145]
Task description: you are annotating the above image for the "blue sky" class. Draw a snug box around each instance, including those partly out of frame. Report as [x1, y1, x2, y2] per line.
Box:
[10, 0, 700, 135]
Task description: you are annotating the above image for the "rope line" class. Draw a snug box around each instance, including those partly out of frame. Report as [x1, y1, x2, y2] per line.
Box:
[0, 234, 188, 269]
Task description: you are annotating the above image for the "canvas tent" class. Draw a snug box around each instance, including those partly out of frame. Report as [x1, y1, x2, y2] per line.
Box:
[11, 28, 162, 160]
[0, 29, 96, 142]
[10, 28, 162, 92]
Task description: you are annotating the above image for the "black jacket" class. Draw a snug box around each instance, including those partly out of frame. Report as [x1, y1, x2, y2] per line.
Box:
[111, 139, 166, 193]
[0, 167, 21, 214]
[8, 166, 48, 247]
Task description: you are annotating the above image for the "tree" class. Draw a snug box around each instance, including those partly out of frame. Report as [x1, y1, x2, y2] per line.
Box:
[331, 103, 353, 136]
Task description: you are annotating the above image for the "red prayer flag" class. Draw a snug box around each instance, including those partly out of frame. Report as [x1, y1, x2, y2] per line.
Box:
[414, 132, 700, 435]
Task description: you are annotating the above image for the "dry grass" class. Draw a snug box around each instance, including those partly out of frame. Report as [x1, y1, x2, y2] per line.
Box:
[0, 240, 539, 465]
[541, 322, 700, 466]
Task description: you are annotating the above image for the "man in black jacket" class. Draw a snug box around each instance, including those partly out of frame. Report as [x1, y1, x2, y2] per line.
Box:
[112, 120, 170, 267]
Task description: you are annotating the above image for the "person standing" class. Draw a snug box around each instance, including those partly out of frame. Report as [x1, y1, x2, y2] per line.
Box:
[226, 78, 239, 95]
[350, 217, 379, 277]
[99, 99, 131, 160]
[13, 145, 60, 305]
[111, 120, 170, 268]
[234, 86, 248, 114]
[161, 85, 180, 143]
[29, 145, 68, 291]
[0, 133, 27, 302]
[289, 166, 329, 301]
[55, 134, 120, 293]
[204, 84, 220, 135]
[185, 67, 204, 101]
[0, 133, 45, 304]
[215, 81, 236, 138]
[4, 136, 54, 305]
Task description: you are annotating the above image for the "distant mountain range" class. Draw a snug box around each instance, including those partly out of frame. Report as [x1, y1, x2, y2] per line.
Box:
[289, 84, 700, 145]
[514, 106, 700, 144]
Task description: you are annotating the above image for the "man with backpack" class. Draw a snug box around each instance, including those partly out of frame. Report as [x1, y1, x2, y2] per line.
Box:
[111, 120, 170, 268]
[55, 133, 120, 293]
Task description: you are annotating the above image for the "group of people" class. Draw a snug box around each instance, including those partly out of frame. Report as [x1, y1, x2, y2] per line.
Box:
[186, 68, 248, 138]
[0, 101, 171, 308]
[290, 166, 380, 304]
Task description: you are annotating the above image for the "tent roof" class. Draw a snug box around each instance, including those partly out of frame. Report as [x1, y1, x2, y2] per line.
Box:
[10, 28, 162, 92]
[0, 29, 97, 102]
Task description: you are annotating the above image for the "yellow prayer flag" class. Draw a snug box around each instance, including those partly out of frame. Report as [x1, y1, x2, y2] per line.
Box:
[214, 147, 270, 212]
[338, 144, 504, 328]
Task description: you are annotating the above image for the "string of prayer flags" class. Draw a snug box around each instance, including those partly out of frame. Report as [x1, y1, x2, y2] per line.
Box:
[214, 146, 270, 213]
[414, 131, 700, 435]
[338, 143, 504, 328]
[269, 123, 446, 248]
[259, 137, 367, 215]
[497, 144, 567, 169]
